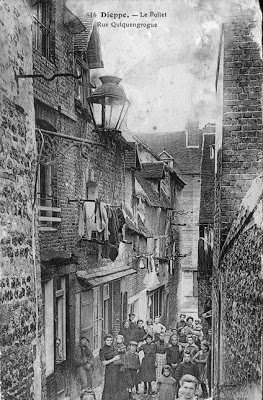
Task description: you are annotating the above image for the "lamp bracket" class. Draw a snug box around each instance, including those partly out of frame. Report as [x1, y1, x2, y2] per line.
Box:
[15, 71, 82, 82]
[36, 128, 105, 166]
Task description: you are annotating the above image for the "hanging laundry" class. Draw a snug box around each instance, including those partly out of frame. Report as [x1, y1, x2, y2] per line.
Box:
[78, 203, 85, 238]
[108, 208, 119, 245]
[96, 201, 109, 240]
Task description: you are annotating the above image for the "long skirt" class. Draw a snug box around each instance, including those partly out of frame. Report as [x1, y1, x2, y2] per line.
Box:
[102, 363, 128, 400]
[141, 356, 156, 382]
[156, 353, 166, 381]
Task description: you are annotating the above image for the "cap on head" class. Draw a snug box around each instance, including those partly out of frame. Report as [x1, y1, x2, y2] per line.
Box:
[129, 341, 138, 346]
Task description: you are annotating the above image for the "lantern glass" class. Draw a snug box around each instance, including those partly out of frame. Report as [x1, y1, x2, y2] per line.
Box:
[87, 76, 130, 132]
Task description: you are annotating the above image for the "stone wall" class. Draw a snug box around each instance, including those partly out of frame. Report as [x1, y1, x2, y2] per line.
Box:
[213, 5, 263, 398]
[0, 1, 44, 399]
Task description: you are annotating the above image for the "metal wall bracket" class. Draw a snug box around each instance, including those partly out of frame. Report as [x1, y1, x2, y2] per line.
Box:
[36, 128, 105, 166]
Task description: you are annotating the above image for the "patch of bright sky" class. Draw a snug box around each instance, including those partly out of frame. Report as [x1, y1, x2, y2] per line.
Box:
[67, 0, 261, 133]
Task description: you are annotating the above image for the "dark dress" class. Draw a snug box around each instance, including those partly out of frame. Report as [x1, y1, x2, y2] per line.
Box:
[99, 345, 128, 400]
[119, 327, 136, 347]
[139, 342, 156, 382]
[166, 344, 183, 378]
[135, 326, 147, 343]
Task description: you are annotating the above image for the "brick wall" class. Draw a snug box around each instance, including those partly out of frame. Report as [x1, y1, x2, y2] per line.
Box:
[213, 4, 263, 398]
[0, 1, 44, 399]
[219, 7, 263, 246]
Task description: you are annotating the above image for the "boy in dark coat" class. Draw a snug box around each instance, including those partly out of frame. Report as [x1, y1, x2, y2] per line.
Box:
[125, 341, 141, 398]
[174, 351, 199, 383]
[166, 335, 183, 378]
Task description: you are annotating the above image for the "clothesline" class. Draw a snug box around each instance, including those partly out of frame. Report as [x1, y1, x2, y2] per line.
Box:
[67, 197, 122, 208]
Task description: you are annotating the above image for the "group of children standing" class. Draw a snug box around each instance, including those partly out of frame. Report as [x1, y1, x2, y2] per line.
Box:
[113, 313, 211, 399]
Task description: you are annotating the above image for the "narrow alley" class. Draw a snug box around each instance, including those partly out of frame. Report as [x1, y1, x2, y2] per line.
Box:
[0, 1, 262, 400]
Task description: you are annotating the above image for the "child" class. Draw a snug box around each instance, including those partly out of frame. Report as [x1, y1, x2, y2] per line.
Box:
[80, 388, 96, 400]
[168, 328, 178, 344]
[174, 351, 199, 382]
[166, 335, 183, 378]
[193, 341, 210, 399]
[155, 331, 169, 381]
[193, 318, 204, 343]
[138, 334, 156, 395]
[184, 335, 199, 358]
[114, 334, 126, 371]
[125, 341, 140, 399]
[157, 365, 177, 400]
[145, 318, 154, 338]
[152, 316, 166, 342]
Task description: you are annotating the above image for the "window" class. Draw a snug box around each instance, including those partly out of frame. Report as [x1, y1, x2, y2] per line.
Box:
[33, 0, 51, 58]
[38, 162, 61, 231]
[93, 287, 102, 350]
[55, 277, 67, 363]
[103, 284, 111, 336]
[209, 145, 215, 159]
[43, 279, 54, 376]
[149, 287, 164, 320]
[75, 56, 91, 109]
[121, 291, 128, 323]
[80, 290, 93, 346]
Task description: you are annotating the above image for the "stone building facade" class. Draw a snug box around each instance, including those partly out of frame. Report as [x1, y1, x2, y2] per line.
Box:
[213, 3, 263, 399]
[0, 1, 43, 399]
[137, 124, 205, 323]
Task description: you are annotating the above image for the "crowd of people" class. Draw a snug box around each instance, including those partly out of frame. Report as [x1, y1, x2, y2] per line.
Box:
[75, 313, 212, 400]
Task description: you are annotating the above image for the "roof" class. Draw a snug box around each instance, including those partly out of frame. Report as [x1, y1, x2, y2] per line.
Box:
[77, 265, 136, 287]
[63, 7, 86, 34]
[199, 134, 215, 225]
[135, 172, 172, 209]
[125, 142, 141, 170]
[159, 150, 174, 160]
[141, 162, 165, 179]
[74, 16, 104, 69]
[136, 132, 203, 175]
[125, 216, 151, 238]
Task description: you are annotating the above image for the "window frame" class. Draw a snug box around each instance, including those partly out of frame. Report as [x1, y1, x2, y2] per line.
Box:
[75, 55, 91, 109]
[32, 0, 51, 59]
[55, 277, 67, 364]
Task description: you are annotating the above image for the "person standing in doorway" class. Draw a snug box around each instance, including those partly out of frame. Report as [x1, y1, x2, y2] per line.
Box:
[75, 337, 94, 389]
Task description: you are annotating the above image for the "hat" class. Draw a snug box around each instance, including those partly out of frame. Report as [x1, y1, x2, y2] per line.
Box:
[180, 313, 186, 317]
[129, 341, 138, 346]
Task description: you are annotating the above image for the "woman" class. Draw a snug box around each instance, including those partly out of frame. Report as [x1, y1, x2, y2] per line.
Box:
[138, 334, 156, 395]
[99, 334, 129, 400]
[119, 320, 136, 347]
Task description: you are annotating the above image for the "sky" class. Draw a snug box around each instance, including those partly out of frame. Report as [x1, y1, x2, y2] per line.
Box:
[67, 0, 261, 133]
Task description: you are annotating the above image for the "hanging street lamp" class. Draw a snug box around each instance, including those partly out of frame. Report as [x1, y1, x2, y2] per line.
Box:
[87, 76, 130, 134]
